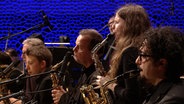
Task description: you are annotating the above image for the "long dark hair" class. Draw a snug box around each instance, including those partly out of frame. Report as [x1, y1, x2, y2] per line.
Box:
[109, 4, 151, 78]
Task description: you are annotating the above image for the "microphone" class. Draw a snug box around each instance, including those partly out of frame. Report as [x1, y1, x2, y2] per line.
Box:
[58, 51, 72, 77]
[58, 51, 72, 88]
[40, 10, 53, 31]
[2, 60, 21, 75]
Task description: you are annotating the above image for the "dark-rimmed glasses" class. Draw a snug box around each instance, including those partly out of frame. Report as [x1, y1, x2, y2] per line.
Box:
[138, 52, 152, 62]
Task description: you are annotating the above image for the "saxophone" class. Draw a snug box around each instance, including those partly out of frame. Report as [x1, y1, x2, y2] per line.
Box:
[51, 51, 72, 89]
[80, 33, 114, 104]
[50, 60, 63, 88]
[80, 69, 140, 104]
[80, 52, 110, 104]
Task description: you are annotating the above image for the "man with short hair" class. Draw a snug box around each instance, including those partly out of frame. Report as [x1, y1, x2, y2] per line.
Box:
[52, 29, 104, 104]
[25, 45, 53, 104]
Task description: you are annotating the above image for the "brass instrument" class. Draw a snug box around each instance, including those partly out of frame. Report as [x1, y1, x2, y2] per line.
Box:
[80, 33, 114, 104]
[80, 70, 140, 104]
[50, 60, 63, 88]
[91, 33, 114, 76]
[102, 70, 140, 88]
[50, 51, 72, 89]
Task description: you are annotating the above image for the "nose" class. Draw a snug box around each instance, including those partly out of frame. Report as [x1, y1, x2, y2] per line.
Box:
[111, 24, 115, 32]
[135, 56, 141, 65]
[73, 46, 76, 51]
[21, 54, 24, 59]
[26, 63, 29, 70]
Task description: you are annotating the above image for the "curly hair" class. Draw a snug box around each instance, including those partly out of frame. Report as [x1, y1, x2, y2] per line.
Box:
[143, 26, 184, 81]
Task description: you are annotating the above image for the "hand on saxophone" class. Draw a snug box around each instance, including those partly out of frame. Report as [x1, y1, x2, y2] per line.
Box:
[52, 86, 66, 104]
[93, 75, 116, 91]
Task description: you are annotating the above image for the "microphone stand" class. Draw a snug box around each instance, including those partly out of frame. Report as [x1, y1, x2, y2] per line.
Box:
[103, 37, 115, 61]
[0, 90, 24, 104]
[4, 29, 10, 50]
[0, 70, 57, 104]
[0, 23, 45, 41]
[0, 70, 56, 86]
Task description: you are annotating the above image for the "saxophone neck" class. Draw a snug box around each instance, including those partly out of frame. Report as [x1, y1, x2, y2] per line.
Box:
[102, 78, 117, 88]
[51, 60, 64, 71]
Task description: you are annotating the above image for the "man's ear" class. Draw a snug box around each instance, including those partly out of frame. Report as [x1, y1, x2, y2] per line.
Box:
[40, 60, 46, 69]
[159, 59, 167, 66]
[158, 59, 167, 72]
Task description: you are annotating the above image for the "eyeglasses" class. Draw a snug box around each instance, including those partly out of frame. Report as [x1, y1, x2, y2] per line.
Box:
[138, 52, 152, 62]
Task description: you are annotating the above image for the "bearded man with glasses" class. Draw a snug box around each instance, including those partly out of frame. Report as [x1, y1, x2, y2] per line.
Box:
[136, 26, 184, 104]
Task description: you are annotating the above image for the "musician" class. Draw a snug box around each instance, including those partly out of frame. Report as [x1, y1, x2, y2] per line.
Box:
[0, 51, 23, 103]
[108, 16, 115, 33]
[51, 29, 103, 104]
[21, 38, 45, 102]
[136, 26, 184, 104]
[103, 16, 115, 70]
[21, 38, 44, 62]
[5, 48, 24, 73]
[25, 45, 53, 104]
[96, 4, 152, 104]
[6, 37, 45, 104]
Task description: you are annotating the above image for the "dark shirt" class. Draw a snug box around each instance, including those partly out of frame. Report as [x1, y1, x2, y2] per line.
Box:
[59, 64, 100, 104]
[25, 76, 37, 102]
[26, 69, 53, 104]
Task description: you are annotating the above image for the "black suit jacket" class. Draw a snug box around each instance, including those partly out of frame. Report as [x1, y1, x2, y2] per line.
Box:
[59, 64, 100, 104]
[143, 79, 184, 104]
[32, 70, 53, 104]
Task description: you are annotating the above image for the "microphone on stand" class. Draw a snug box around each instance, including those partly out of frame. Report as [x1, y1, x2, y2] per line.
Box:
[103, 35, 115, 61]
[58, 51, 72, 89]
[40, 10, 53, 31]
[58, 51, 72, 77]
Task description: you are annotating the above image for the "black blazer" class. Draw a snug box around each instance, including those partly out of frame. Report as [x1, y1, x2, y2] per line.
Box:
[59, 64, 101, 104]
[143, 79, 184, 104]
[32, 72, 53, 104]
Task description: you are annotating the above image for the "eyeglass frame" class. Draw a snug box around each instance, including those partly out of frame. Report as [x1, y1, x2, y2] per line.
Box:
[138, 51, 153, 62]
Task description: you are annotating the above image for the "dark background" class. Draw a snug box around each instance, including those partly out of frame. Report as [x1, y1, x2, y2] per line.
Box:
[0, 0, 183, 58]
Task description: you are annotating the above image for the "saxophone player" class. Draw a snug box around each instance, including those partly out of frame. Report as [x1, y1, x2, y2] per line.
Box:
[25, 45, 53, 104]
[95, 4, 152, 104]
[51, 29, 104, 104]
[9, 45, 54, 104]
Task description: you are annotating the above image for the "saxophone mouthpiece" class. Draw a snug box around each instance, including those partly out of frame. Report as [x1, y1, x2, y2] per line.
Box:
[117, 70, 140, 80]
